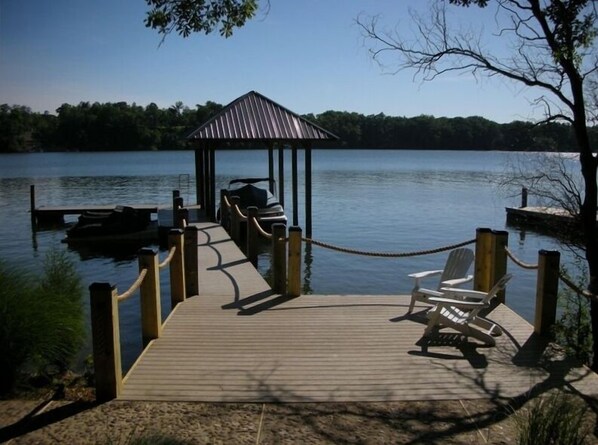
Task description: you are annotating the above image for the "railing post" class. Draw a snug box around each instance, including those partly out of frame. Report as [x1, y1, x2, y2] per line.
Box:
[230, 196, 241, 244]
[521, 187, 528, 208]
[173, 196, 185, 228]
[89, 282, 122, 401]
[138, 248, 161, 347]
[534, 249, 560, 336]
[474, 228, 493, 292]
[287, 226, 302, 297]
[169, 229, 186, 309]
[184, 225, 199, 297]
[247, 206, 259, 267]
[220, 189, 230, 231]
[271, 223, 287, 294]
[172, 189, 180, 210]
[491, 230, 509, 305]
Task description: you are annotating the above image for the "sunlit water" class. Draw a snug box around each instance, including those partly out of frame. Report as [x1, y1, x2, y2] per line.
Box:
[0, 149, 578, 370]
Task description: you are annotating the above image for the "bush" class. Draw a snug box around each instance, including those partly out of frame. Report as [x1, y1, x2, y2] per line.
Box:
[514, 391, 590, 445]
[552, 264, 593, 366]
[0, 250, 85, 395]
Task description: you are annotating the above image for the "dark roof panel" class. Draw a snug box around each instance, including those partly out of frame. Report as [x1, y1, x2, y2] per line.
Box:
[188, 91, 339, 142]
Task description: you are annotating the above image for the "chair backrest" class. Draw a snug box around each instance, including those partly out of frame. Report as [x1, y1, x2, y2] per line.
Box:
[467, 273, 513, 319]
[438, 248, 474, 287]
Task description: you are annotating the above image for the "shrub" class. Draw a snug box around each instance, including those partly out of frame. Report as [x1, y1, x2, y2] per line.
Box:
[0, 250, 85, 395]
[514, 391, 590, 445]
[552, 263, 593, 366]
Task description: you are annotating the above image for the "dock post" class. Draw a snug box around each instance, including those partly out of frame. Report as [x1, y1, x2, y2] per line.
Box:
[491, 230, 509, 305]
[521, 187, 528, 208]
[247, 206, 259, 267]
[169, 229, 186, 309]
[287, 226, 302, 297]
[230, 196, 241, 245]
[534, 250, 560, 336]
[30, 184, 36, 229]
[474, 228, 493, 292]
[184, 225, 199, 297]
[139, 248, 161, 347]
[220, 189, 229, 231]
[89, 282, 122, 401]
[271, 224, 287, 294]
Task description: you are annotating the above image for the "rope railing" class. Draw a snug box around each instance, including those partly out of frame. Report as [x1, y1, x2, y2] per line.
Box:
[158, 246, 177, 269]
[251, 216, 273, 240]
[232, 203, 248, 221]
[504, 247, 539, 270]
[222, 194, 231, 209]
[117, 268, 148, 302]
[558, 271, 598, 302]
[300, 237, 476, 258]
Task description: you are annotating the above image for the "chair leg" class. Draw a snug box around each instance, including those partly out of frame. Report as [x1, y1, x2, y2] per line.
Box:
[471, 316, 503, 337]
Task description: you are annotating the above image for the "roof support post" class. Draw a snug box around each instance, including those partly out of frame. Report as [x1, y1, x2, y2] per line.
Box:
[278, 144, 285, 208]
[292, 144, 299, 227]
[194, 149, 204, 208]
[209, 147, 216, 222]
[305, 143, 313, 238]
[268, 145, 275, 194]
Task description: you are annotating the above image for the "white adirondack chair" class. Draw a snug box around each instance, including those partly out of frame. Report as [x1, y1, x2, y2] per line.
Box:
[423, 274, 513, 347]
[407, 248, 474, 313]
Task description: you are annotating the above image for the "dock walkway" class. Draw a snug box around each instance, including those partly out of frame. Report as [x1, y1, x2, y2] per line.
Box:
[120, 223, 598, 402]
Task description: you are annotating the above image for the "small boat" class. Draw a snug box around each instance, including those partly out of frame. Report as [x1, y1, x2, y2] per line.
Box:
[63, 205, 157, 243]
[221, 178, 287, 228]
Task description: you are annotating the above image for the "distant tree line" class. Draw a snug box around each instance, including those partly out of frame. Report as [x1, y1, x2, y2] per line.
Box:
[1, 101, 595, 153]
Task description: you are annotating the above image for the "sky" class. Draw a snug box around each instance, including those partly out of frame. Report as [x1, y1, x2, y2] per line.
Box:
[0, 0, 545, 123]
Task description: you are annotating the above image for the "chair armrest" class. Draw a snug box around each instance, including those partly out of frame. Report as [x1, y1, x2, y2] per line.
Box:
[427, 296, 487, 309]
[409, 270, 443, 279]
[440, 275, 473, 287]
[439, 287, 487, 301]
[408, 270, 442, 288]
[413, 287, 444, 298]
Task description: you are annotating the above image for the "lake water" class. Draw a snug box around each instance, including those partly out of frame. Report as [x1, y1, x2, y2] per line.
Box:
[0, 149, 576, 370]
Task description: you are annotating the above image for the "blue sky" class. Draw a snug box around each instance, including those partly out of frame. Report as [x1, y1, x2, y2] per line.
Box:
[1, 0, 541, 123]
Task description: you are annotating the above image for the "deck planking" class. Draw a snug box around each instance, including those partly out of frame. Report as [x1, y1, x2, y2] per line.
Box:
[120, 223, 598, 402]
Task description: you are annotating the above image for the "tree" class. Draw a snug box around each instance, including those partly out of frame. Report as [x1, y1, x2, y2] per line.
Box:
[144, 0, 261, 39]
[358, 0, 598, 370]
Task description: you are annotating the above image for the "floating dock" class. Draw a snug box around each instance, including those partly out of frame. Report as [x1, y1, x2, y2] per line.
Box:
[505, 206, 578, 227]
[119, 222, 598, 403]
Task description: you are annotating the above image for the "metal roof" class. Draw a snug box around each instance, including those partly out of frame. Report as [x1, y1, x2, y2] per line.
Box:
[187, 91, 339, 142]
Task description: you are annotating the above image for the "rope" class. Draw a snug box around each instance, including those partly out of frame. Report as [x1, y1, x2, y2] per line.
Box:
[222, 194, 231, 209]
[504, 247, 539, 270]
[558, 272, 598, 302]
[232, 204, 247, 221]
[251, 217, 273, 240]
[117, 268, 148, 302]
[158, 246, 176, 269]
[301, 237, 476, 258]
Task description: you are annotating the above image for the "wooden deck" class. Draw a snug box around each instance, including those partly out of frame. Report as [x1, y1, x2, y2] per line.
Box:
[120, 223, 598, 402]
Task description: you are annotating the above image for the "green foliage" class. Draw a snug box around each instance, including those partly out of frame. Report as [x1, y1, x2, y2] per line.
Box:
[514, 391, 590, 445]
[2, 99, 597, 152]
[145, 0, 258, 38]
[0, 250, 86, 395]
[552, 264, 594, 366]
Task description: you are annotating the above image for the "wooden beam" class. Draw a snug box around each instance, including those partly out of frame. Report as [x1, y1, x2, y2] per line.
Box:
[278, 144, 285, 208]
[305, 144, 313, 237]
[268, 145, 275, 193]
[292, 145, 298, 227]
[194, 149, 204, 208]
[209, 147, 216, 221]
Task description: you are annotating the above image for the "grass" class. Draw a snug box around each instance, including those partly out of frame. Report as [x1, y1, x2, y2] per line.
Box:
[0, 249, 86, 395]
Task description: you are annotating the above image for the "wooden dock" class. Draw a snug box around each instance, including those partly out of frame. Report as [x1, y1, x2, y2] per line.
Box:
[119, 223, 598, 402]
[506, 206, 579, 227]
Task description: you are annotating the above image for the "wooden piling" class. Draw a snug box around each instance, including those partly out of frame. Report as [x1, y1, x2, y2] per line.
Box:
[271, 223, 287, 294]
[246, 206, 259, 267]
[521, 187, 528, 208]
[230, 196, 241, 244]
[534, 250, 560, 336]
[491, 230, 509, 304]
[169, 229, 186, 309]
[139, 248, 161, 347]
[474, 228, 493, 292]
[30, 184, 36, 229]
[287, 226, 302, 297]
[184, 225, 199, 297]
[89, 282, 122, 401]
